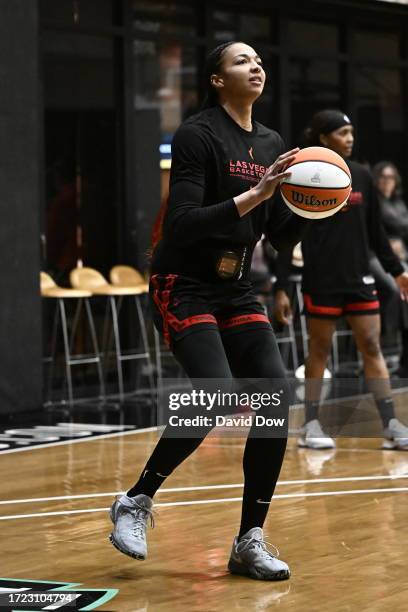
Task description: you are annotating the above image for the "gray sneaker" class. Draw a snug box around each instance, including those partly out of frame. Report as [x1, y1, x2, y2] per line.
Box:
[109, 494, 154, 560]
[383, 418, 408, 451]
[228, 527, 290, 580]
[298, 419, 336, 450]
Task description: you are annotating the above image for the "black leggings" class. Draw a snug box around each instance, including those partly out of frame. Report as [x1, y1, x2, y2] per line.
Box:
[132, 327, 289, 536]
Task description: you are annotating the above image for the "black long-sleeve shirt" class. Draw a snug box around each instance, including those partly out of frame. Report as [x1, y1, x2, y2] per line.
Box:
[275, 160, 404, 294]
[151, 105, 309, 282]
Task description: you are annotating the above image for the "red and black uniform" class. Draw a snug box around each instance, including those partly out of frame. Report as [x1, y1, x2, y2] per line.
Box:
[131, 105, 311, 536]
[134, 106, 308, 535]
[275, 160, 404, 318]
[151, 104, 308, 344]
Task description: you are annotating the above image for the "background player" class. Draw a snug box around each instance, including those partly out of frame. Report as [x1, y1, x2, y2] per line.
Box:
[274, 109, 408, 450]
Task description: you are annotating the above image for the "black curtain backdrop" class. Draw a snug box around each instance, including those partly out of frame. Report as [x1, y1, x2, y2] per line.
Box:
[0, 0, 43, 414]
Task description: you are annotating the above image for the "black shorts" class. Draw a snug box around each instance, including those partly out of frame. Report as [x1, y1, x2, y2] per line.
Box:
[150, 273, 272, 347]
[303, 287, 380, 319]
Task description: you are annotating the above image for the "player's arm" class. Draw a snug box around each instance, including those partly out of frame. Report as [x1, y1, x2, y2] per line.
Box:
[164, 125, 241, 245]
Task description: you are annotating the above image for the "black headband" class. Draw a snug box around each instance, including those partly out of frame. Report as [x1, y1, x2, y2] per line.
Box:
[318, 111, 352, 135]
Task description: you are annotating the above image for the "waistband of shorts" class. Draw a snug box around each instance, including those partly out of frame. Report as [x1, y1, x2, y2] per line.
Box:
[152, 243, 255, 283]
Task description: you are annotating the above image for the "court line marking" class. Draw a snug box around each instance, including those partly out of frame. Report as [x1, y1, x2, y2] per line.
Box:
[0, 426, 159, 455]
[1, 486, 407, 520]
[0, 425, 395, 455]
[204, 444, 394, 454]
[1, 474, 407, 506]
[99, 440, 391, 451]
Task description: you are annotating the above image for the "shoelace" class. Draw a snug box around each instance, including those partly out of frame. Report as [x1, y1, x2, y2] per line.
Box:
[236, 536, 280, 560]
[126, 503, 155, 539]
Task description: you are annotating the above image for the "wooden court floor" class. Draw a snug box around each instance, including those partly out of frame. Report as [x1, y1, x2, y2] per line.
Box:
[1, 398, 408, 612]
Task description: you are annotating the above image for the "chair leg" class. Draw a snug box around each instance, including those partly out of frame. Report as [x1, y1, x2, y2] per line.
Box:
[46, 301, 60, 404]
[104, 296, 124, 377]
[296, 282, 309, 360]
[58, 299, 74, 406]
[69, 298, 83, 353]
[101, 298, 111, 365]
[135, 295, 155, 401]
[332, 333, 339, 373]
[110, 296, 125, 400]
[288, 316, 299, 372]
[85, 297, 106, 399]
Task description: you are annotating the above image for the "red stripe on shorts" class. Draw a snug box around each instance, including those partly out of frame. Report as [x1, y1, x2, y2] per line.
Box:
[304, 294, 343, 316]
[217, 313, 270, 330]
[344, 300, 380, 312]
[166, 312, 218, 331]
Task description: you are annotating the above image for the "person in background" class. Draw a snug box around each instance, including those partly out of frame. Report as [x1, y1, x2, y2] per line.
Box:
[373, 162, 408, 246]
[274, 109, 408, 451]
[371, 161, 408, 377]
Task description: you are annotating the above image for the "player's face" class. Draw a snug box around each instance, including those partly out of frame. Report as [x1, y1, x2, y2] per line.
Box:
[320, 125, 354, 158]
[211, 42, 266, 103]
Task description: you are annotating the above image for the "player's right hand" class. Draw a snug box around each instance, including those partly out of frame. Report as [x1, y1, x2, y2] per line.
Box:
[274, 289, 293, 325]
[253, 148, 299, 202]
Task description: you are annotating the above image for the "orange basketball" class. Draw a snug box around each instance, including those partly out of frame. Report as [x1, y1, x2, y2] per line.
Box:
[280, 146, 352, 219]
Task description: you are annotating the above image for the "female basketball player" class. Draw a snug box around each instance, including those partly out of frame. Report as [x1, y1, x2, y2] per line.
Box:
[274, 109, 408, 450]
[109, 41, 310, 580]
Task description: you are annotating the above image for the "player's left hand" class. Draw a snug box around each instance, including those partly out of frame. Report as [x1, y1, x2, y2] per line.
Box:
[395, 271, 408, 301]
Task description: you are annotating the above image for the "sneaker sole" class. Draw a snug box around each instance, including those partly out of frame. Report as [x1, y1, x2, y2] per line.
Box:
[109, 534, 146, 560]
[228, 558, 290, 581]
[382, 439, 408, 451]
[298, 438, 335, 450]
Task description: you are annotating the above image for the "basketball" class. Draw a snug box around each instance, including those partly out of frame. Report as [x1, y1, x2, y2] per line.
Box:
[280, 146, 352, 219]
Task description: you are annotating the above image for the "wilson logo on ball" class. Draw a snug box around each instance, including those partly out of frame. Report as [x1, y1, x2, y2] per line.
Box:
[291, 191, 337, 208]
[280, 146, 352, 219]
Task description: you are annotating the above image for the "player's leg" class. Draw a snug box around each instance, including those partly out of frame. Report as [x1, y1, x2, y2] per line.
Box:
[110, 328, 233, 559]
[302, 310, 337, 449]
[129, 329, 233, 493]
[346, 313, 408, 450]
[221, 325, 290, 580]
